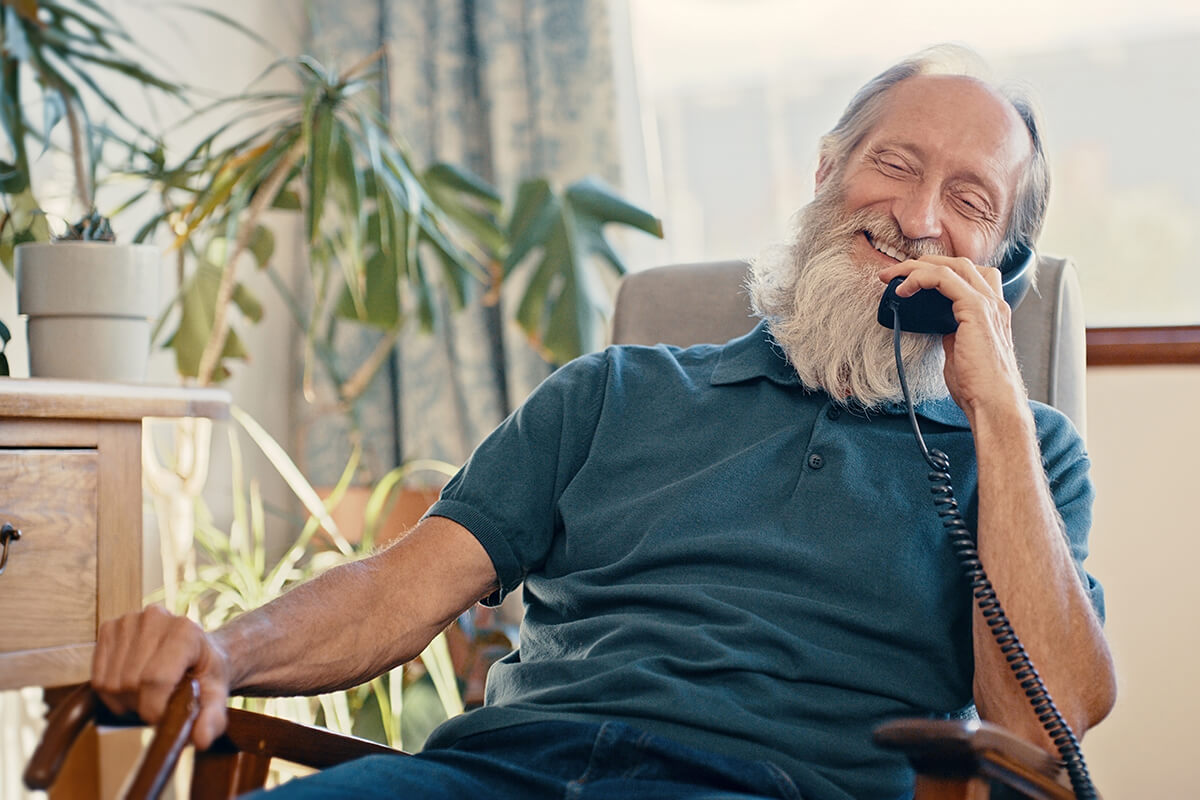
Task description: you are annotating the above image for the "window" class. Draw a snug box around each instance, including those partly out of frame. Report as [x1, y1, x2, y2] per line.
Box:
[620, 0, 1200, 364]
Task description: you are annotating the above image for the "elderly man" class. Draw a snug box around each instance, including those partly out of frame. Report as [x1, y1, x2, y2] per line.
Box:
[93, 49, 1115, 800]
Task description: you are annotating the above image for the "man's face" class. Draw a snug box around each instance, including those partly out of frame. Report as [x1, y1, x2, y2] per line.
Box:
[823, 74, 1032, 271]
[748, 74, 1035, 408]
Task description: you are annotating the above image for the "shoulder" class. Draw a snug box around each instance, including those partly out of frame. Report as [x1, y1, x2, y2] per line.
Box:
[1028, 400, 1088, 462]
[552, 340, 728, 392]
[1028, 399, 1093, 507]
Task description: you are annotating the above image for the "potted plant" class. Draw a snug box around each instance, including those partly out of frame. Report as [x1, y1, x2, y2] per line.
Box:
[119, 44, 661, 759]
[15, 210, 159, 380]
[132, 50, 662, 391]
[0, 0, 183, 380]
[127, 47, 662, 530]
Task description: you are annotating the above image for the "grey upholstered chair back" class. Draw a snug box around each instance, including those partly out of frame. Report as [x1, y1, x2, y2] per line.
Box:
[610, 256, 1087, 437]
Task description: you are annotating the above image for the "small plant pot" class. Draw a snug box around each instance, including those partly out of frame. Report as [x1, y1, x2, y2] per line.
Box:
[16, 242, 159, 382]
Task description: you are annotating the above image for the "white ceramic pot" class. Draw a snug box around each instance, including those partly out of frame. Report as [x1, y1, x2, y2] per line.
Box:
[15, 242, 159, 382]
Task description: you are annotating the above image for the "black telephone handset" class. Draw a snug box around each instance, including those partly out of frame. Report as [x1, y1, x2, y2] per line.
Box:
[878, 243, 1098, 799]
[875, 243, 1036, 334]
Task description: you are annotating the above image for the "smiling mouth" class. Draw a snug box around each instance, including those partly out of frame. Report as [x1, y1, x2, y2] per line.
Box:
[863, 231, 911, 262]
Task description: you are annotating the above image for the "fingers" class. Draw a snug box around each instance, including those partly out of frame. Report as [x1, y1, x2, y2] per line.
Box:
[194, 678, 232, 749]
[878, 255, 1002, 302]
[92, 606, 228, 747]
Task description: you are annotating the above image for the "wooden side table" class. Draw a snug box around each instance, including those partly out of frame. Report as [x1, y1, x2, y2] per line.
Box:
[0, 379, 229, 796]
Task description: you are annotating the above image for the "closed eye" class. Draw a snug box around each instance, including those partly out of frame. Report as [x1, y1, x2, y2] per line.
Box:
[953, 191, 996, 221]
[868, 150, 914, 177]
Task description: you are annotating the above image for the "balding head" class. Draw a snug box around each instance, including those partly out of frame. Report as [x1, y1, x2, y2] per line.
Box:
[817, 47, 1050, 260]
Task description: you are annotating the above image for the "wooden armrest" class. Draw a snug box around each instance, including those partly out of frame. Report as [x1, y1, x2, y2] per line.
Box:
[26, 679, 200, 800]
[217, 706, 401, 768]
[26, 679, 402, 800]
[24, 682, 101, 790]
[874, 718, 1078, 800]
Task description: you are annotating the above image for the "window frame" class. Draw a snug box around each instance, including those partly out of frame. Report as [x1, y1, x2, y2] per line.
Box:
[1086, 325, 1200, 366]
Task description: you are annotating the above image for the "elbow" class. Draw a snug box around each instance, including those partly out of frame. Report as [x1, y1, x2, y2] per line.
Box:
[975, 653, 1118, 752]
[1051, 651, 1118, 744]
[1078, 656, 1118, 735]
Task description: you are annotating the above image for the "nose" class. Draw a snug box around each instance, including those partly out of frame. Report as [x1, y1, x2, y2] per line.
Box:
[892, 183, 943, 242]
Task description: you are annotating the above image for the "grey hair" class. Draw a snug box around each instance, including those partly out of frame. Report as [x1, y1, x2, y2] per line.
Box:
[818, 45, 1050, 258]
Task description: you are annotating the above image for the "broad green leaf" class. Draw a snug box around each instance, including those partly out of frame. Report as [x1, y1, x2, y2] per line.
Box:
[421, 230, 471, 310]
[507, 177, 663, 365]
[272, 187, 301, 210]
[0, 188, 49, 274]
[306, 99, 333, 242]
[0, 159, 29, 193]
[513, 217, 568, 341]
[566, 177, 664, 240]
[331, 122, 364, 233]
[503, 179, 557, 276]
[411, 253, 436, 333]
[231, 282, 263, 324]
[247, 224, 274, 268]
[424, 162, 505, 261]
[335, 248, 398, 328]
[162, 260, 251, 380]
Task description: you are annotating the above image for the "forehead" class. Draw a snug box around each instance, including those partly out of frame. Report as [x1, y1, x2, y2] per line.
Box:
[864, 74, 1032, 200]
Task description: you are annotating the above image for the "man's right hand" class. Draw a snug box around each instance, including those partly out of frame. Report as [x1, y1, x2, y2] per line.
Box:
[91, 605, 231, 749]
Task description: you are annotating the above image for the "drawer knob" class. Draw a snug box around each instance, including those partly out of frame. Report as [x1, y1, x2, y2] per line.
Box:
[0, 522, 20, 577]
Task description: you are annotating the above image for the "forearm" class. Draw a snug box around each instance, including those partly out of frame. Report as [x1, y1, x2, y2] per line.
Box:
[213, 558, 422, 696]
[215, 516, 497, 698]
[967, 400, 1116, 748]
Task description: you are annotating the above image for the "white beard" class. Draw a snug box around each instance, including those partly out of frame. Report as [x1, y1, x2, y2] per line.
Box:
[748, 185, 950, 409]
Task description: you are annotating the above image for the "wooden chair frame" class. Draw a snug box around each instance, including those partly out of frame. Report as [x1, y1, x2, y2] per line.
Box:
[27, 679, 1079, 800]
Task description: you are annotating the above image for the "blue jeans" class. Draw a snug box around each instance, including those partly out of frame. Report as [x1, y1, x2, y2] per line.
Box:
[242, 720, 804, 799]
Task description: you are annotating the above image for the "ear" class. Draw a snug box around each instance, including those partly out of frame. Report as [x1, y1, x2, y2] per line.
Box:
[814, 155, 834, 191]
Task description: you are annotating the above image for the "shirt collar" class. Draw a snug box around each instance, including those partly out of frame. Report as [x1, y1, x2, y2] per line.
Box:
[710, 320, 970, 429]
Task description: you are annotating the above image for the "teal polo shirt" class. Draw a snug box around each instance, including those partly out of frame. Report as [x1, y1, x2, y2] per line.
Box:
[425, 321, 1101, 800]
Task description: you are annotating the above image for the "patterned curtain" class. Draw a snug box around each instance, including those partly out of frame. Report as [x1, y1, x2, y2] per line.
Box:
[300, 0, 622, 483]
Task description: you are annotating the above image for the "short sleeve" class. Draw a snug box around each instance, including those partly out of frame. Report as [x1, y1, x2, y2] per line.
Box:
[424, 350, 610, 604]
[1034, 404, 1104, 623]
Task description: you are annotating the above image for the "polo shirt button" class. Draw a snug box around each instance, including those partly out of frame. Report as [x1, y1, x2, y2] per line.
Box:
[826, 406, 841, 421]
[807, 452, 825, 470]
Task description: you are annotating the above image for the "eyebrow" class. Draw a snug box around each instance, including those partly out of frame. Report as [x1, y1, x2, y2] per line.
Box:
[871, 140, 1006, 205]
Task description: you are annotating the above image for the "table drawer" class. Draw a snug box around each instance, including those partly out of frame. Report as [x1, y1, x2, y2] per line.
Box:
[0, 450, 98, 653]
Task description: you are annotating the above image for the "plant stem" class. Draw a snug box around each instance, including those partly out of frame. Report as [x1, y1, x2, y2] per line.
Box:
[339, 326, 402, 402]
[196, 140, 303, 386]
[64, 99, 91, 211]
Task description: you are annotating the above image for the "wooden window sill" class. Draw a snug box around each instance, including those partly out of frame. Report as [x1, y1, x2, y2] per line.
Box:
[1086, 326, 1200, 366]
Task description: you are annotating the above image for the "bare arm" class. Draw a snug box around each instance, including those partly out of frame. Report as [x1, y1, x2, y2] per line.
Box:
[92, 516, 497, 748]
[879, 256, 1116, 751]
[965, 392, 1115, 745]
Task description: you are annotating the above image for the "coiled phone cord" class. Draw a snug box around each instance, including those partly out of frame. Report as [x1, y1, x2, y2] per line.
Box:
[889, 308, 1097, 800]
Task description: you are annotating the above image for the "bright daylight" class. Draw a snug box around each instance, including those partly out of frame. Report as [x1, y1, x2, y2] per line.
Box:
[0, 2, 1196, 799]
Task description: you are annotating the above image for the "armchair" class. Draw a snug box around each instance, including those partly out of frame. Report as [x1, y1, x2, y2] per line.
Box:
[26, 256, 1091, 800]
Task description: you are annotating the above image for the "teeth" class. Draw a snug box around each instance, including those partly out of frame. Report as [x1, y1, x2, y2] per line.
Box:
[866, 233, 909, 262]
